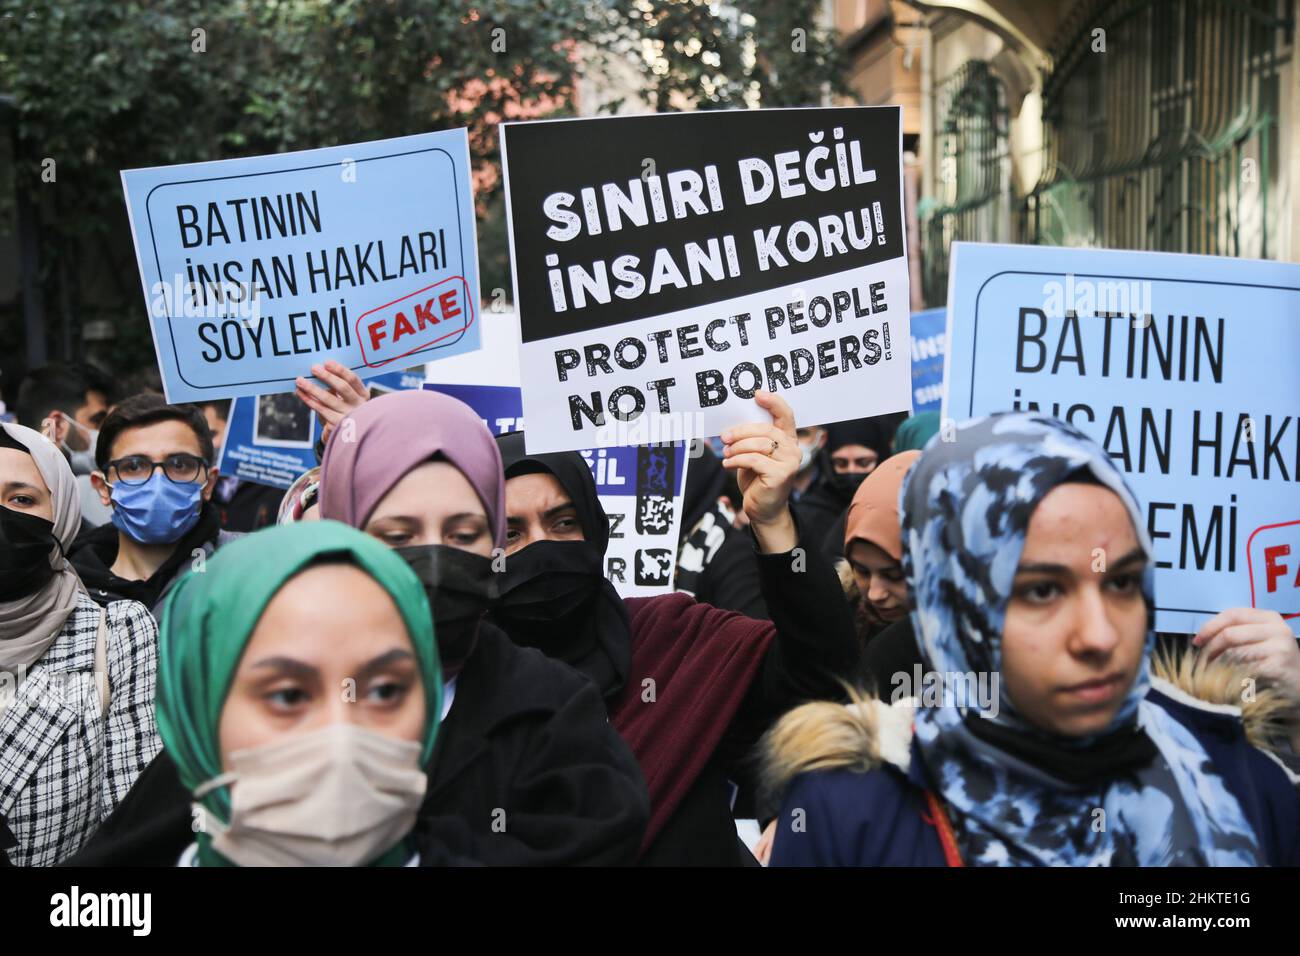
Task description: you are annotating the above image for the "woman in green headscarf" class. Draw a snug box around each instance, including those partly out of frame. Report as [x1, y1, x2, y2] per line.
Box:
[891, 411, 940, 453]
[155, 520, 444, 867]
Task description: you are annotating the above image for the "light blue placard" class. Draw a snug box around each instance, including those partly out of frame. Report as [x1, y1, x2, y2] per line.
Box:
[217, 368, 427, 490]
[944, 242, 1300, 634]
[121, 130, 481, 403]
[909, 307, 947, 413]
[216, 394, 321, 490]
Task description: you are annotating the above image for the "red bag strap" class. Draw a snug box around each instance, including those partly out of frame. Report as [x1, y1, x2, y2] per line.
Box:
[923, 790, 965, 867]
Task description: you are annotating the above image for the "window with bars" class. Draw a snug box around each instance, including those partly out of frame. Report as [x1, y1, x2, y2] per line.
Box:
[1022, 0, 1293, 260]
[920, 59, 1010, 306]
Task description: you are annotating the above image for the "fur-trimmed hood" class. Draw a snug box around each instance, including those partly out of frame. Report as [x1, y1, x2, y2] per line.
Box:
[759, 651, 1291, 813]
[834, 558, 858, 603]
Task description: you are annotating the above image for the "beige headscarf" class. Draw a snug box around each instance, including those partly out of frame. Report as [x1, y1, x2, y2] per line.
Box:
[843, 450, 922, 561]
[0, 422, 86, 678]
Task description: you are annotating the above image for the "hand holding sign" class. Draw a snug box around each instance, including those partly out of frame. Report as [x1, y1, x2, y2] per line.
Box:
[721, 390, 799, 554]
[295, 360, 370, 445]
[296, 359, 370, 422]
[1193, 607, 1300, 711]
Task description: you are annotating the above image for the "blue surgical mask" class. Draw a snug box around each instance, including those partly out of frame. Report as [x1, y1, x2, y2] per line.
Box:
[110, 472, 204, 545]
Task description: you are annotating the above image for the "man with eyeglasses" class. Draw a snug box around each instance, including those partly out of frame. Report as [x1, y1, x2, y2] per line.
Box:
[68, 393, 239, 616]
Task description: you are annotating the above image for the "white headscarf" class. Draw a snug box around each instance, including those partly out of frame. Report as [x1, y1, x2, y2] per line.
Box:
[0, 422, 86, 678]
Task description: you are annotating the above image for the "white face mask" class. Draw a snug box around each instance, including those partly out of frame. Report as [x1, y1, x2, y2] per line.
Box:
[54, 411, 98, 476]
[798, 442, 816, 473]
[193, 723, 427, 867]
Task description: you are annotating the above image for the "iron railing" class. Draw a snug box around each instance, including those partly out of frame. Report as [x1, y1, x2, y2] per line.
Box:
[1022, 0, 1293, 258]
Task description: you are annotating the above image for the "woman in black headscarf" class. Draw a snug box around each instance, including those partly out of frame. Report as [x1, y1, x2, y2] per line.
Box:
[489, 438, 632, 698]
[793, 413, 903, 564]
[491, 391, 858, 865]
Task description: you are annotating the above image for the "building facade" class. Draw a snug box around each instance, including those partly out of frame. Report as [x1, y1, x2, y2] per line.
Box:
[834, 0, 1298, 306]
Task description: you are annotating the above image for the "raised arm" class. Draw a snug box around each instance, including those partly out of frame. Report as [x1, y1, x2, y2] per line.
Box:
[720, 393, 859, 716]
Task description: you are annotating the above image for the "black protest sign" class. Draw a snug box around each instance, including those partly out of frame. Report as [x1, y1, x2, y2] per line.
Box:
[501, 107, 912, 452]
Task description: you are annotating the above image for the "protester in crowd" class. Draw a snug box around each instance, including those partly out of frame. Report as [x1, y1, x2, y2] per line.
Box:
[320, 389, 648, 864]
[839, 450, 923, 692]
[149, 521, 481, 866]
[892, 410, 940, 453]
[196, 400, 231, 450]
[0, 422, 160, 866]
[70, 389, 649, 867]
[493, 390, 859, 865]
[193, 398, 286, 534]
[844, 430, 1300, 720]
[68, 394, 237, 615]
[14, 362, 115, 528]
[793, 414, 903, 564]
[720, 469, 749, 530]
[115, 367, 164, 398]
[791, 425, 827, 500]
[68, 390, 647, 868]
[675, 440, 767, 620]
[14, 363, 112, 446]
[763, 413, 1300, 866]
[294, 359, 371, 455]
[278, 466, 322, 524]
[1191, 609, 1300, 765]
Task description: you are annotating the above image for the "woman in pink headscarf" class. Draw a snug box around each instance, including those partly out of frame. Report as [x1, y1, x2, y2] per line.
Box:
[317, 389, 648, 866]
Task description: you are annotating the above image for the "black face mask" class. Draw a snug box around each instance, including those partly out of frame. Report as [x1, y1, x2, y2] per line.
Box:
[0, 507, 59, 601]
[492, 540, 603, 657]
[395, 544, 495, 672]
[829, 468, 871, 500]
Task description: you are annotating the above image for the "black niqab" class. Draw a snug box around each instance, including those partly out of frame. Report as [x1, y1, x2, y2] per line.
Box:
[493, 432, 632, 699]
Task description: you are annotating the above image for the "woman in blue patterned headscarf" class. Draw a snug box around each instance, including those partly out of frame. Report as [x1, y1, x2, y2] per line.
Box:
[900, 412, 1259, 866]
[765, 411, 1297, 867]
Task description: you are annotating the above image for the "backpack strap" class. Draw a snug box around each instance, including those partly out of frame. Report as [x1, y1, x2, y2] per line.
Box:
[923, 790, 964, 867]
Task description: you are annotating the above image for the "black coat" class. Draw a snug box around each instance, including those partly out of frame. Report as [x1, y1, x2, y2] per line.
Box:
[65, 625, 648, 866]
[792, 483, 851, 566]
[687, 522, 768, 620]
[67, 504, 237, 615]
[0, 814, 14, 867]
[415, 624, 648, 865]
[213, 478, 283, 533]
[857, 616, 923, 696]
[641, 532, 860, 865]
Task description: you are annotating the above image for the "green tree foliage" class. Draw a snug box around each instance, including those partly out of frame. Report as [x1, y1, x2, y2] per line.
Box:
[0, 0, 846, 375]
[614, 0, 847, 112]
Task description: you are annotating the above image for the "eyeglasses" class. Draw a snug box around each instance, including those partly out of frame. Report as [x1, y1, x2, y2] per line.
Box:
[107, 454, 209, 486]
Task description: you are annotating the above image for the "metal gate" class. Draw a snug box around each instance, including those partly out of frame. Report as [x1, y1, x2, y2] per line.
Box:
[1022, 0, 1293, 259]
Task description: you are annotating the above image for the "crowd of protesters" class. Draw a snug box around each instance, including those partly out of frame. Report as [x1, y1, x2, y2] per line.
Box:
[0, 356, 1297, 868]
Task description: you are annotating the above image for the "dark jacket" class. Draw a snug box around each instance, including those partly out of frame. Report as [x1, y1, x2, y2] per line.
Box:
[858, 616, 924, 696]
[213, 477, 283, 533]
[0, 815, 15, 867]
[769, 685, 1300, 867]
[634, 533, 858, 865]
[681, 519, 768, 620]
[415, 624, 648, 865]
[64, 624, 648, 867]
[68, 504, 239, 616]
[791, 482, 849, 567]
